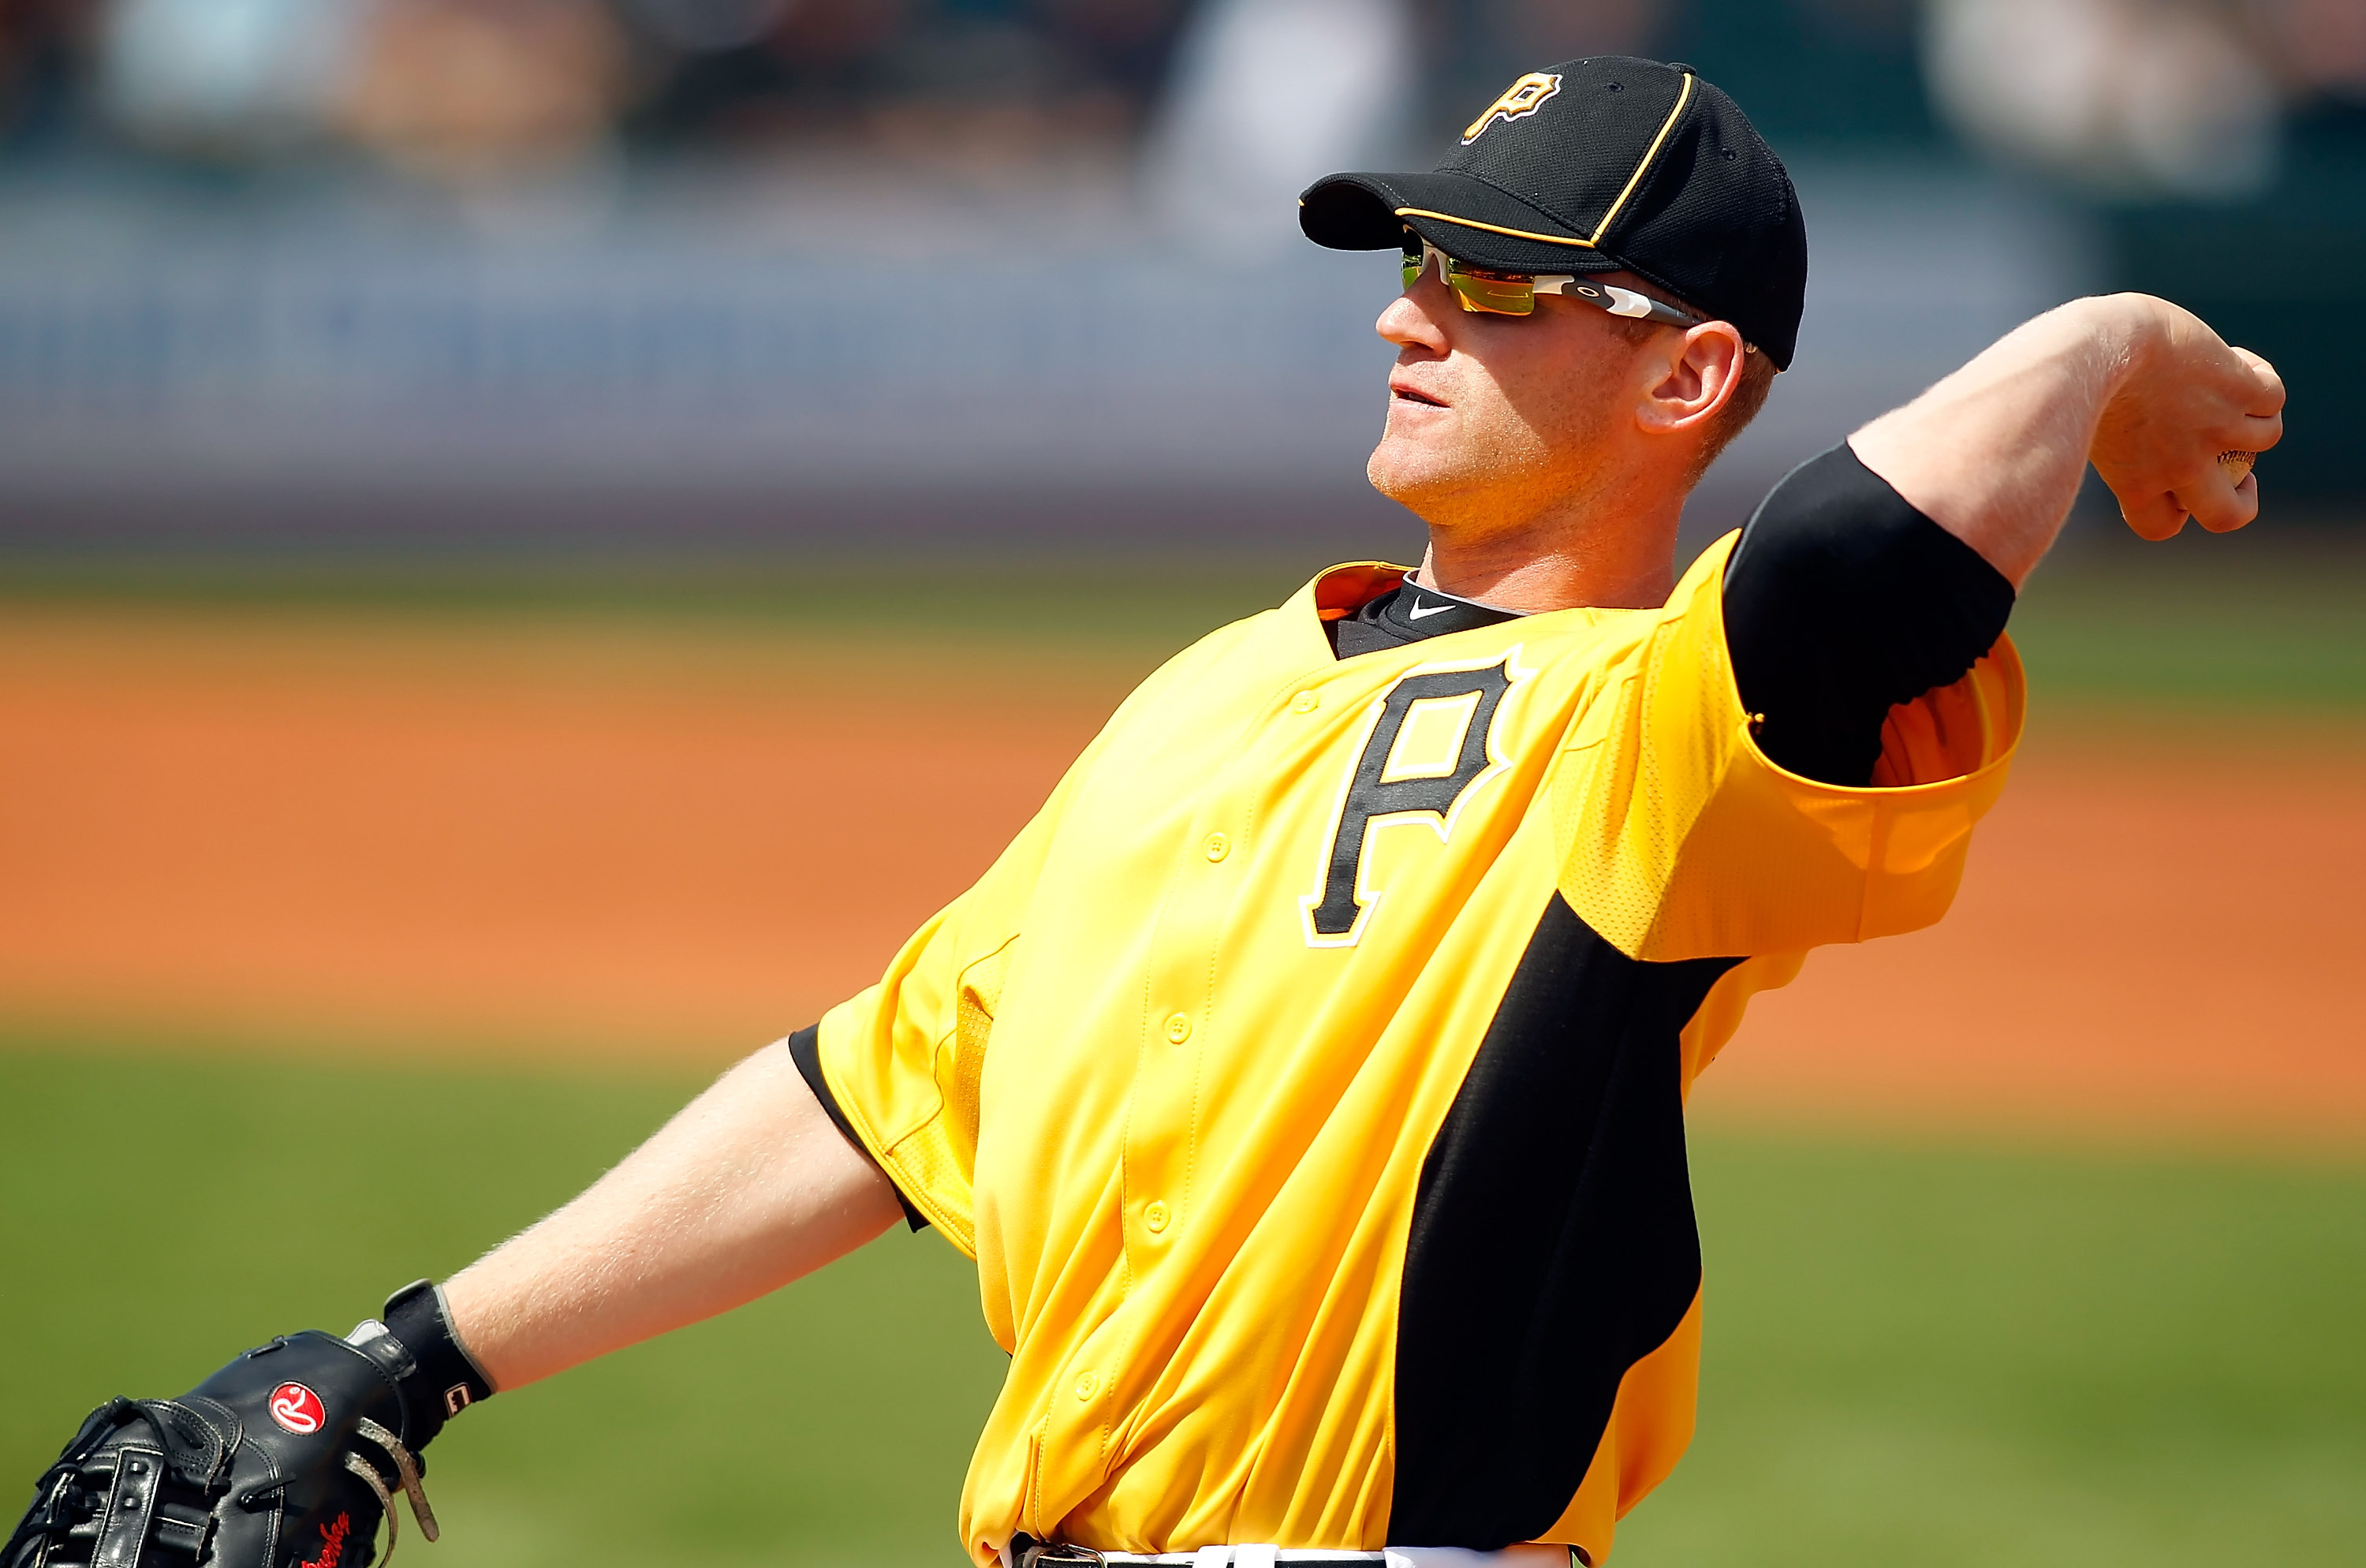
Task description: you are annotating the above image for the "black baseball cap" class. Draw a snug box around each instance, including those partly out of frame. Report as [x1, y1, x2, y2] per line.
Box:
[1300, 58, 1808, 370]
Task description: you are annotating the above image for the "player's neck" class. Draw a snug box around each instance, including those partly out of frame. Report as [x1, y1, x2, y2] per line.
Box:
[1413, 482, 1684, 614]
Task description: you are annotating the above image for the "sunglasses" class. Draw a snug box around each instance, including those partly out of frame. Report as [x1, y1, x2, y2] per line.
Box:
[1401, 237, 1704, 328]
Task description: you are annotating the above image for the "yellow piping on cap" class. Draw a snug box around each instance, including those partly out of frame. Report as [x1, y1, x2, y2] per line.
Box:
[1396, 72, 1696, 252]
[1595, 71, 1694, 241]
[1393, 209, 1601, 248]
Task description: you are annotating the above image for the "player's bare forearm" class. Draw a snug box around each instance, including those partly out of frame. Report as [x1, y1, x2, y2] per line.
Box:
[1848, 293, 2286, 587]
[442, 1043, 903, 1391]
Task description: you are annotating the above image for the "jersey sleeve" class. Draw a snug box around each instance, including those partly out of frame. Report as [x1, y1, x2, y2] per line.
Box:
[1551, 530, 2025, 964]
[797, 762, 1078, 1258]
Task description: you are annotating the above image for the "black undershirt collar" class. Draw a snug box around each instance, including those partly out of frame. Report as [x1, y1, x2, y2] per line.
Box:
[1331, 575, 1526, 659]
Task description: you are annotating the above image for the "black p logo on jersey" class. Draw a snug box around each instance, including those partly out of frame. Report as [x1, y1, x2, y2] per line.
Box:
[1303, 656, 1521, 946]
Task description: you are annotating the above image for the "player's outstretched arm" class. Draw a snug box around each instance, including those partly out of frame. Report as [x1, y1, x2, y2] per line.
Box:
[1848, 292, 2286, 586]
[442, 1042, 905, 1392]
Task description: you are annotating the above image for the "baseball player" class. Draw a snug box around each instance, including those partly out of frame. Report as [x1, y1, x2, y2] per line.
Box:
[11, 56, 2282, 1568]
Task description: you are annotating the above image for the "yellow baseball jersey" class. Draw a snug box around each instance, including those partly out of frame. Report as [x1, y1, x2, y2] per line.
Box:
[800, 532, 2022, 1566]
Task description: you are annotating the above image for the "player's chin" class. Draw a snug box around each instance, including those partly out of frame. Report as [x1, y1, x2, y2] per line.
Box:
[1364, 440, 1417, 499]
[1368, 420, 1455, 496]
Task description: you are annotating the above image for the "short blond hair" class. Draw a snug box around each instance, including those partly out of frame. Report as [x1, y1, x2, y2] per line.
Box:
[1692, 344, 1778, 483]
[1595, 307, 1778, 485]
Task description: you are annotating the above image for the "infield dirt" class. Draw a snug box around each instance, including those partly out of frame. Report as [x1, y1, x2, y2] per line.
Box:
[3, 605, 2358, 1146]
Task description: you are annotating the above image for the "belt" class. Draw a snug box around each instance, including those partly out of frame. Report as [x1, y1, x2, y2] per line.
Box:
[1008, 1539, 1581, 1568]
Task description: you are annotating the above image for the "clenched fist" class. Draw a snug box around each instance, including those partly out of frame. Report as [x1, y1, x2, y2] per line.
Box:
[2090, 294, 2286, 541]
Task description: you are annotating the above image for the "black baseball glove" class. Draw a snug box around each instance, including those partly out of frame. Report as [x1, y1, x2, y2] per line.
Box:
[5, 1283, 493, 1568]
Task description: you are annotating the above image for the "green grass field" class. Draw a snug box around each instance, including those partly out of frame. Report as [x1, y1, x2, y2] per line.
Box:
[5, 1040, 2360, 1568]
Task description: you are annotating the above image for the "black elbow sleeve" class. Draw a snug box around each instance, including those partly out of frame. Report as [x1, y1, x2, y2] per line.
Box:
[1722, 443, 2017, 786]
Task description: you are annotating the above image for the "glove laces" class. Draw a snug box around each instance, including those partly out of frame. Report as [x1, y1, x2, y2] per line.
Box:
[341, 1419, 438, 1566]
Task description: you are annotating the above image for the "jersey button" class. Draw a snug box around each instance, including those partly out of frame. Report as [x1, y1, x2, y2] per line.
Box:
[1163, 1013, 1192, 1044]
[1074, 1370, 1099, 1401]
[1204, 832, 1230, 862]
[1144, 1200, 1170, 1234]
[1291, 691, 1321, 714]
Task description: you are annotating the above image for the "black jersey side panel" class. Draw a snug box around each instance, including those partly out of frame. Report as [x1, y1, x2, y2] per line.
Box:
[1386, 893, 1737, 1547]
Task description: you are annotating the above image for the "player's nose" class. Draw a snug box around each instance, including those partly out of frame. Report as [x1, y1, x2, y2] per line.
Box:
[1379, 287, 1450, 354]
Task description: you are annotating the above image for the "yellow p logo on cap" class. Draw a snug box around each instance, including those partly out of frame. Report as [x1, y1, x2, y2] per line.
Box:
[1463, 72, 1562, 144]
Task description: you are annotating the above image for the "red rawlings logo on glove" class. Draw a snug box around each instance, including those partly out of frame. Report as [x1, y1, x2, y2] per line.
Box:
[300, 1513, 350, 1568]
[268, 1382, 326, 1435]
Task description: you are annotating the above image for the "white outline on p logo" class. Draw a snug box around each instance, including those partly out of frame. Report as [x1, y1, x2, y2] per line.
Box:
[1464, 73, 1563, 144]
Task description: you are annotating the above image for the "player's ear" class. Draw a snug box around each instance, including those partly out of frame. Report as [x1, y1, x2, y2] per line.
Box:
[1637, 322, 1746, 436]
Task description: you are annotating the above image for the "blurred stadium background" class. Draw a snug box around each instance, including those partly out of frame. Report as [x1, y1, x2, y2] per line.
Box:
[2, 3, 2361, 1567]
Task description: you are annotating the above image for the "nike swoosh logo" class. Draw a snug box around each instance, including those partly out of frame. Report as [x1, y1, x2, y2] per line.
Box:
[1406, 599, 1454, 619]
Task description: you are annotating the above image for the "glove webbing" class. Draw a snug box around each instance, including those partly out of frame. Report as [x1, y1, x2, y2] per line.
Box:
[6, 1402, 222, 1568]
[6, 1403, 438, 1568]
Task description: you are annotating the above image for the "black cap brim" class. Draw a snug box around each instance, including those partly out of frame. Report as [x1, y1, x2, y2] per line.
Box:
[1299, 171, 1629, 276]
